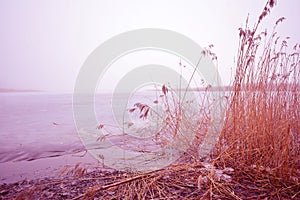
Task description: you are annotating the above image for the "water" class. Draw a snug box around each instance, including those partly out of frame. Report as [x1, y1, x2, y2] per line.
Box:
[0, 93, 85, 162]
[0, 91, 169, 182]
[0, 90, 215, 183]
[0, 92, 95, 183]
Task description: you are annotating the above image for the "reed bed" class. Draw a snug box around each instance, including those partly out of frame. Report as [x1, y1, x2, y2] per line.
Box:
[216, 0, 299, 184]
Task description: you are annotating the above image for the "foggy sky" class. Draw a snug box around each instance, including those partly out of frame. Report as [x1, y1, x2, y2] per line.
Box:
[0, 0, 299, 92]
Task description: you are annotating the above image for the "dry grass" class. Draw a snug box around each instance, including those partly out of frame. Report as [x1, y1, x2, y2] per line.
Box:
[216, 0, 299, 182]
[10, 161, 299, 199]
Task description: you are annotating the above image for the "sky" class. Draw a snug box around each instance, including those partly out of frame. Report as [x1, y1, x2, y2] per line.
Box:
[0, 0, 299, 92]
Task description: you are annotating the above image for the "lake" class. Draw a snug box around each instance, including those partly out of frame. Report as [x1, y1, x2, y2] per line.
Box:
[0, 90, 217, 183]
[0, 92, 98, 183]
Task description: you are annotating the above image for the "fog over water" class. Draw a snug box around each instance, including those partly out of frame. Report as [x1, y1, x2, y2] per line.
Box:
[0, 0, 299, 92]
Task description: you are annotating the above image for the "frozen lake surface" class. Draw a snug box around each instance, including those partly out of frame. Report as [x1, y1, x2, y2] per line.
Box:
[0, 93, 86, 163]
[0, 92, 98, 183]
[0, 90, 205, 183]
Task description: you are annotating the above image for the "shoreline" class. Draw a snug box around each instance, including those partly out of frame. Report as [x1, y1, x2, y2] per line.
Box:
[1, 160, 298, 199]
[0, 152, 97, 184]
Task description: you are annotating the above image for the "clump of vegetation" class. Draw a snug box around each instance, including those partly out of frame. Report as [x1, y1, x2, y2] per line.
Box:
[216, 0, 299, 182]
[88, 0, 300, 197]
